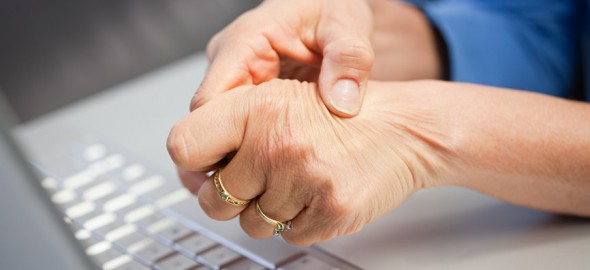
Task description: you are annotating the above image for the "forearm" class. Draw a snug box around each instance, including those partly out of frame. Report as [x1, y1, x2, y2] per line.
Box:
[368, 0, 442, 81]
[432, 82, 590, 216]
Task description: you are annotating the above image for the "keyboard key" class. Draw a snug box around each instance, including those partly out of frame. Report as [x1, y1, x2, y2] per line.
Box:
[105, 224, 137, 241]
[121, 163, 147, 181]
[176, 234, 218, 257]
[51, 189, 77, 205]
[93, 250, 126, 267]
[278, 254, 339, 270]
[155, 253, 201, 270]
[112, 262, 151, 270]
[104, 255, 149, 270]
[58, 197, 86, 212]
[222, 258, 267, 270]
[86, 241, 123, 266]
[143, 184, 183, 202]
[156, 224, 193, 244]
[95, 190, 125, 206]
[131, 239, 175, 265]
[74, 208, 103, 225]
[135, 211, 166, 228]
[84, 212, 117, 231]
[82, 181, 117, 201]
[74, 229, 100, 248]
[200, 246, 243, 269]
[96, 154, 126, 172]
[65, 201, 96, 218]
[83, 143, 107, 161]
[115, 231, 148, 248]
[129, 175, 165, 196]
[94, 174, 126, 189]
[148, 218, 193, 245]
[124, 205, 158, 223]
[40, 177, 59, 193]
[114, 202, 144, 218]
[103, 193, 138, 213]
[95, 220, 126, 236]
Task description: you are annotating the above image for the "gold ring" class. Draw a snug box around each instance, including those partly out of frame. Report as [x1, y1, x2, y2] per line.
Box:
[256, 199, 293, 236]
[213, 168, 251, 206]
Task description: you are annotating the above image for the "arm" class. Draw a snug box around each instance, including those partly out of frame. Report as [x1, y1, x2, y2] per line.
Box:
[168, 79, 589, 246]
[367, 0, 444, 81]
[422, 82, 590, 216]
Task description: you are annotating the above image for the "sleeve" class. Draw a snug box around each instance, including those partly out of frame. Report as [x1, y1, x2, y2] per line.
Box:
[403, 0, 584, 97]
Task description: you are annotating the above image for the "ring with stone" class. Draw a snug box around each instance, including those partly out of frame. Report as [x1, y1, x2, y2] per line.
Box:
[255, 199, 293, 236]
[213, 168, 251, 206]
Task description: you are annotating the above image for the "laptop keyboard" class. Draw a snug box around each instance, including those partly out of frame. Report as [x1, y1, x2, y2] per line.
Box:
[32, 139, 357, 270]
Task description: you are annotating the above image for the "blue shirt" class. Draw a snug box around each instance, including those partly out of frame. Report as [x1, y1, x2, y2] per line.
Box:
[405, 0, 589, 101]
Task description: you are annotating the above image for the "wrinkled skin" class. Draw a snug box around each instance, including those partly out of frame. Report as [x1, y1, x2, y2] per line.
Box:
[168, 79, 450, 245]
[177, 0, 441, 202]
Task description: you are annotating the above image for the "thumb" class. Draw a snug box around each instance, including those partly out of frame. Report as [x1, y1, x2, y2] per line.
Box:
[319, 37, 374, 118]
[315, 0, 374, 117]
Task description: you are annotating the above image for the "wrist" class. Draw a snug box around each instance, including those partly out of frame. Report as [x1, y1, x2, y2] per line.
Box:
[366, 80, 461, 190]
[369, 1, 443, 81]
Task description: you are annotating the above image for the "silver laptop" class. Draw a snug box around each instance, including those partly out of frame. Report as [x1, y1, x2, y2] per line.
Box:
[0, 89, 358, 270]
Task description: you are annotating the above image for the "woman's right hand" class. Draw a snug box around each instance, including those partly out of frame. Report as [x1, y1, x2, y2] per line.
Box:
[192, 0, 375, 117]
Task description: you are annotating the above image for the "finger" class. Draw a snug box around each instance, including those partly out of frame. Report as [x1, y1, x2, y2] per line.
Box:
[197, 148, 264, 221]
[191, 43, 278, 111]
[316, 3, 374, 117]
[239, 193, 306, 239]
[191, 19, 320, 112]
[167, 86, 251, 171]
[280, 208, 327, 246]
[280, 206, 351, 246]
[238, 168, 311, 239]
[177, 168, 209, 195]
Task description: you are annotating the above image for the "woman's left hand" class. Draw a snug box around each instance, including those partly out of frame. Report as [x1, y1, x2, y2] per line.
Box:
[167, 79, 451, 245]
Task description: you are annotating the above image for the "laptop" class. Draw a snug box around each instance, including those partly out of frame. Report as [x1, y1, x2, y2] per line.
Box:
[3, 53, 590, 270]
[0, 71, 357, 270]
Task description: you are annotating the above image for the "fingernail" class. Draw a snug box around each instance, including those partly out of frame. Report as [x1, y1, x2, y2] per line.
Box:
[330, 79, 360, 115]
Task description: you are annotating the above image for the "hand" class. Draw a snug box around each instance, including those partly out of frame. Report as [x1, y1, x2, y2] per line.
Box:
[179, 0, 444, 192]
[192, 0, 375, 117]
[168, 79, 451, 245]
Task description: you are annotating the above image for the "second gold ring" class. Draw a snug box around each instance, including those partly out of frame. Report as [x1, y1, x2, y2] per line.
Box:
[256, 199, 293, 236]
[213, 168, 251, 206]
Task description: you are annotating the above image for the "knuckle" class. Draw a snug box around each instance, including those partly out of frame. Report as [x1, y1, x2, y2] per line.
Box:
[189, 92, 205, 112]
[191, 83, 216, 111]
[167, 121, 209, 170]
[321, 185, 354, 220]
[167, 122, 192, 169]
[197, 192, 220, 220]
[326, 39, 374, 71]
[198, 192, 233, 221]
[325, 201, 349, 222]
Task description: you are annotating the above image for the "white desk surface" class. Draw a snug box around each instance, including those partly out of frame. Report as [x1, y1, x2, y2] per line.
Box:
[20, 53, 590, 269]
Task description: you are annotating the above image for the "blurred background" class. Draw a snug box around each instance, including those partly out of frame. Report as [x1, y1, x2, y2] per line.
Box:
[0, 0, 260, 121]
